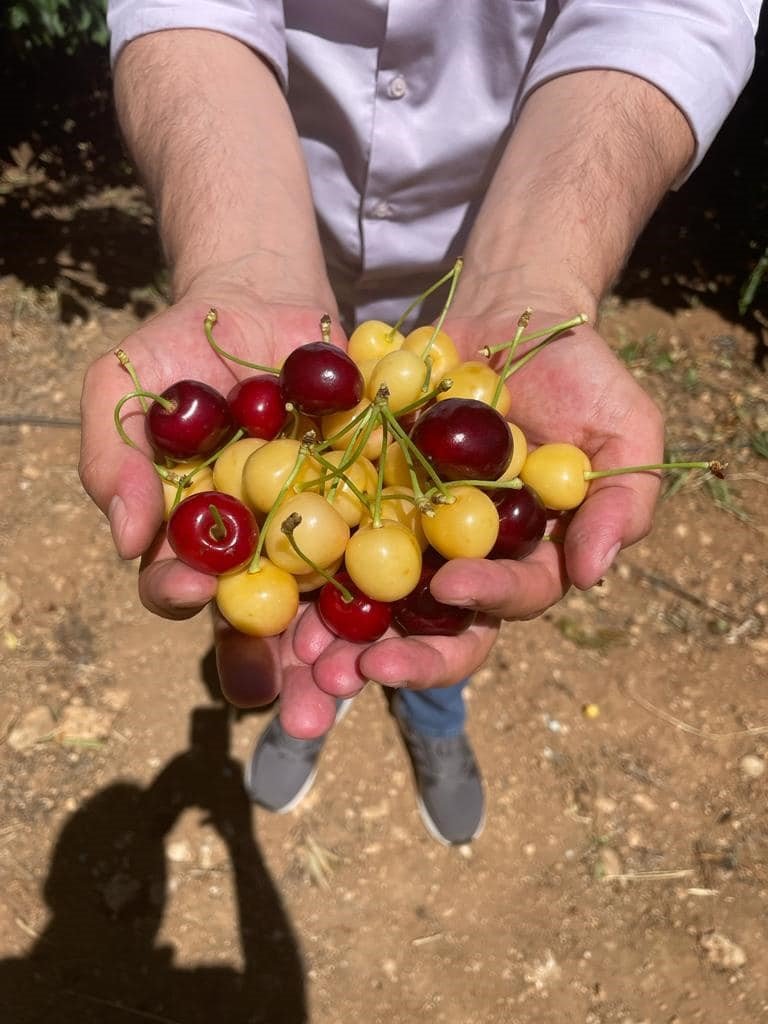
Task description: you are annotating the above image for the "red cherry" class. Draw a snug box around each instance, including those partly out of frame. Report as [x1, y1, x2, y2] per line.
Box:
[392, 551, 476, 636]
[167, 491, 259, 575]
[227, 374, 287, 439]
[317, 571, 392, 642]
[488, 484, 547, 560]
[408, 398, 512, 481]
[279, 342, 363, 417]
[146, 380, 235, 461]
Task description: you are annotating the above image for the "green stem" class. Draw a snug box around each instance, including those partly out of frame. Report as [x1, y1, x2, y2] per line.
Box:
[371, 415, 389, 528]
[391, 258, 464, 336]
[248, 437, 314, 572]
[491, 308, 531, 408]
[204, 308, 280, 374]
[114, 389, 172, 450]
[208, 503, 227, 540]
[417, 258, 464, 364]
[379, 404, 452, 500]
[114, 349, 149, 412]
[396, 378, 453, 417]
[479, 312, 589, 358]
[585, 460, 725, 481]
[280, 513, 353, 601]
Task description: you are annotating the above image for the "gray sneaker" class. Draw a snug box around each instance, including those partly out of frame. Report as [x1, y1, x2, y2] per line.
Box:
[391, 693, 485, 846]
[244, 699, 353, 813]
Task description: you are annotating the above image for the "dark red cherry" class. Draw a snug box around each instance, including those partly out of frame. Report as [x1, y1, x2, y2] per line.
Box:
[167, 491, 259, 575]
[392, 551, 476, 636]
[408, 398, 512, 481]
[146, 379, 235, 461]
[488, 484, 547, 560]
[317, 571, 392, 643]
[227, 374, 287, 439]
[279, 342, 363, 417]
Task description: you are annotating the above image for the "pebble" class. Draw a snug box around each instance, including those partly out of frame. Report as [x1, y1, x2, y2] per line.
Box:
[699, 930, 747, 971]
[597, 847, 623, 879]
[7, 705, 56, 751]
[739, 754, 765, 779]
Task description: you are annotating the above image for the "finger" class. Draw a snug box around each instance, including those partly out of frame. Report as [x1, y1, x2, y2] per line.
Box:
[356, 615, 499, 691]
[213, 610, 282, 708]
[138, 555, 218, 619]
[278, 658, 340, 739]
[79, 354, 164, 559]
[428, 548, 569, 620]
[309, 636, 372, 698]
[291, 601, 339, 664]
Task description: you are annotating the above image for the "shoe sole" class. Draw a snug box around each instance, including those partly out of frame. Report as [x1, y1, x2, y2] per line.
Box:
[244, 697, 355, 814]
[414, 793, 486, 847]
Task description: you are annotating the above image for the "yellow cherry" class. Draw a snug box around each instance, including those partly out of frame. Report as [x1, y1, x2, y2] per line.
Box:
[421, 486, 499, 559]
[367, 349, 428, 412]
[519, 443, 592, 510]
[345, 521, 423, 602]
[402, 325, 461, 382]
[216, 559, 299, 637]
[437, 360, 512, 415]
[347, 320, 404, 364]
[212, 437, 267, 504]
[496, 422, 528, 481]
[161, 462, 215, 520]
[265, 491, 350, 575]
[241, 438, 315, 514]
[360, 486, 428, 551]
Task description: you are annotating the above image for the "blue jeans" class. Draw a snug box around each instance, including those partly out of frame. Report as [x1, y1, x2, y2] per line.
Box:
[398, 678, 470, 738]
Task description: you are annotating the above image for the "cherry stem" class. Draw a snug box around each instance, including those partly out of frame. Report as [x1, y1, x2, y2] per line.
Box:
[378, 401, 452, 500]
[248, 433, 315, 572]
[318, 401, 376, 451]
[301, 450, 372, 511]
[208, 504, 227, 541]
[203, 308, 280, 375]
[396, 377, 453, 417]
[371, 414, 390, 528]
[390, 258, 464, 337]
[479, 312, 589, 359]
[280, 513, 354, 602]
[114, 389, 173, 450]
[416, 258, 464, 370]
[160, 427, 246, 515]
[114, 349, 149, 413]
[584, 460, 726, 481]
[491, 307, 531, 408]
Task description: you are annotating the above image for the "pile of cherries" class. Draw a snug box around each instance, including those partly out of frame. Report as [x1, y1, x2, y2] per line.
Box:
[115, 269, 723, 644]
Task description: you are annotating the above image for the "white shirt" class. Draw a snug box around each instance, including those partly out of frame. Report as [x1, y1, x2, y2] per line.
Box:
[108, 1, 762, 325]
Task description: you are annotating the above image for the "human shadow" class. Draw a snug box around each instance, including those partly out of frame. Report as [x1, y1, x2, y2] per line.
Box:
[0, 704, 307, 1024]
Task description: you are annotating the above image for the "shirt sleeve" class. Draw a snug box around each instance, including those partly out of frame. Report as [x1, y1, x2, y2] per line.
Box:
[107, 0, 288, 88]
[520, 1, 762, 178]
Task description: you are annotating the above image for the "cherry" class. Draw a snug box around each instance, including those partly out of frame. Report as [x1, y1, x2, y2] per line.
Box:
[488, 484, 547, 560]
[167, 490, 259, 575]
[227, 374, 287, 440]
[146, 380, 235, 461]
[408, 397, 512, 482]
[317, 571, 392, 643]
[392, 551, 476, 636]
[279, 342, 364, 417]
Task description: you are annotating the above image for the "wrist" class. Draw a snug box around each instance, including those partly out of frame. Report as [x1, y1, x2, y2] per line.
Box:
[177, 253, 338, 314]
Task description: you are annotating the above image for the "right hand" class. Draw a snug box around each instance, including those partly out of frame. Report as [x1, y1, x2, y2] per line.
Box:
[79, 283, 346, 737]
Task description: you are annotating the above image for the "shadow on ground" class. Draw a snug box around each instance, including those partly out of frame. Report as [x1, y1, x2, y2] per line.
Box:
[0, 704, 308, 1024]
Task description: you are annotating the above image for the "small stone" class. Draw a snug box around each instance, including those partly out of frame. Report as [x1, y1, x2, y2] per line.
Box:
[597, 847, 623, 879]
[7, 706, 56, 751]
[57, 704, 115, 743]
[594, 796, 617, 815]
[739, 754, 765, 779]
[699, 930, 747, 971]
[632, 793, 657, 813]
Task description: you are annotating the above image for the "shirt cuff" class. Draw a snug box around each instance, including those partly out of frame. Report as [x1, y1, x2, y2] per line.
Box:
[107, 0, 288, 89]
[520, 2, 758, 180]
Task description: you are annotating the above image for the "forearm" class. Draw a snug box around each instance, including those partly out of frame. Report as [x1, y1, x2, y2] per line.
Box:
[114, 29, 333, 306]
[456, 70, 695, 319]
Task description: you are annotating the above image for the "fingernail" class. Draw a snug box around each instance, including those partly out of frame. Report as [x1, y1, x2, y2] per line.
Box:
[108, 495, 128, 553]
[601, 541, 622, 572]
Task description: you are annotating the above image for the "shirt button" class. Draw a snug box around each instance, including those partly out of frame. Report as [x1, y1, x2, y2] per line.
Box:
[387, 75, 407, 99]
[372, 201, 394, 219]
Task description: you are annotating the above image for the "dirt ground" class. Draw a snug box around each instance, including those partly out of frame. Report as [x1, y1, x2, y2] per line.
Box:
[2, 42, 768, 1024]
